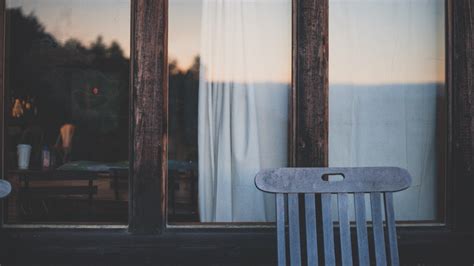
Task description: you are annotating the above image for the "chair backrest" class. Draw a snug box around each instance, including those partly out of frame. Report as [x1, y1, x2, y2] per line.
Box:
[255, 167, 411, 266]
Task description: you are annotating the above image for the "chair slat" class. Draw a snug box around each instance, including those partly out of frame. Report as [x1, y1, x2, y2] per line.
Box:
[384, 192, 399, 266]
[304, 194, 318, 266]
[354, 193, 370, 266]
[288, 194, 301, 266]
[370, 192, 387, 266]
[255, 167, 412, 266]
[276, 193, 287, 266]
[321, 193, 336, 266]
[338, 193, 353, 266]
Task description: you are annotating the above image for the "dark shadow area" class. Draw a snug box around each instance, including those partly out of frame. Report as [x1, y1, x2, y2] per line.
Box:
[168, 56, 200, 222]
[4, 7, 130, 224]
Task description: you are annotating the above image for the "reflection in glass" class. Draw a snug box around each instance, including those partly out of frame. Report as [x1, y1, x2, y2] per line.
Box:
[168, 0, 291, 223]
[4, 0, 130, 224]
[329, 0, 445, 221]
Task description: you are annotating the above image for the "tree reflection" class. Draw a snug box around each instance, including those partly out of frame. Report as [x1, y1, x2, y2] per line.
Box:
[6, 8, 129, 164]
[169, 56, 200, 163]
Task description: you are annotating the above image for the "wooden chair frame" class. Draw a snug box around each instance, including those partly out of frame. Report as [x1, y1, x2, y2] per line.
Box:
[255, 167, 411, 266]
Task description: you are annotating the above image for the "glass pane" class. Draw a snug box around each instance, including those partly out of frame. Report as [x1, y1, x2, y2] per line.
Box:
[4, 0, 130, 224]
[168, 0, 291, 223]
[329, 0, 445, 221]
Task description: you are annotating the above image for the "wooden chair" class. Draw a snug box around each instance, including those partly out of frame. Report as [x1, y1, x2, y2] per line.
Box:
[255, 167, 411, 266]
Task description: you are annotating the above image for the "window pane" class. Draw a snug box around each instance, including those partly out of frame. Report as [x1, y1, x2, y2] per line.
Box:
[168, 0, 291, 223]
[4, 0, 130, 224]
[329, 0, 445, 221]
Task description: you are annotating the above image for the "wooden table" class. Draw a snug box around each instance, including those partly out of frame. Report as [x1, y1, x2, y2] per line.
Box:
[8, 169, 105, 219]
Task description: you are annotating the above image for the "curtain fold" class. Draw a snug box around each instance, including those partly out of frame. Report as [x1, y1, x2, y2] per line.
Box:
[329, 0, 444, 221]
[198, 0, 289, 222]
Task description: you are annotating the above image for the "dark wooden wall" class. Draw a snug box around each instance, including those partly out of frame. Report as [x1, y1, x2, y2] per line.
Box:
[451, 0, 474, 232]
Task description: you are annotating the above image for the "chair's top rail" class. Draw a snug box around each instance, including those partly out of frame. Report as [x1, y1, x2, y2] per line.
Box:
[255, 167, 411, 194]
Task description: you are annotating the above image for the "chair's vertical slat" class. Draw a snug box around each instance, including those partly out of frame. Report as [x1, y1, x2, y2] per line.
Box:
[370, 192, 387, 266]
[288, 194, 302, 266]
[384, 192, 400, 266]
[276, 193, 287, 266]
[305, 194, 319, 266]
[321, 193, 336, 266]
[354, 193, 370, 266]
[338, 193, 353, 266]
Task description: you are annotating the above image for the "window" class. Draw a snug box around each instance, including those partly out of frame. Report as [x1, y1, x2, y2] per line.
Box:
[167, 0, 292, 223]
[1, 1, 473, 264]
[166, 0, 446, 225]
[329, 0, 446, 222]
[3, 0, 130, 225]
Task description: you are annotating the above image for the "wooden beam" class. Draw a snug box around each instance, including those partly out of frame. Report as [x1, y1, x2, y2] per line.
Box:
[451, 0, 474, 232]
[0, 0, 5, 227]
[130, 0, 168, 234]
[294, 0, 329, 167]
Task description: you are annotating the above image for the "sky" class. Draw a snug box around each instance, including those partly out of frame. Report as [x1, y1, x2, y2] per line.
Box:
[329, 0, 445, 85]
[170, 0, 444, 84]
[169, 0, 202, 71]
[7, 0, 131, 58]
[169, 0, 292, 83]
[6, 0, 445, 85]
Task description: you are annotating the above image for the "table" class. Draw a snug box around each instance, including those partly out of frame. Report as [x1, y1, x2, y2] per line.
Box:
[8, 169, 104, 219]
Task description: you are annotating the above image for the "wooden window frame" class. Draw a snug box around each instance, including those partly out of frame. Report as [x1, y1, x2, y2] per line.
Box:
[0, 0, 472, 264]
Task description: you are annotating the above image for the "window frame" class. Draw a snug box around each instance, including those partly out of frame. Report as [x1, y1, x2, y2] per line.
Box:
[0, 0, 472, 264]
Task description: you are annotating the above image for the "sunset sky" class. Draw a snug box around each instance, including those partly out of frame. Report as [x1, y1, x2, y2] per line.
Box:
[329, 0, 445, 85]
[7, 0, 445, 85]
[169, 0, 292, 83]
[7, 0, 131, 57]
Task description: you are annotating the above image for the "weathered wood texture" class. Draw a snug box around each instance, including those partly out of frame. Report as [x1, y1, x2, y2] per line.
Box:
[256, 167, 412, 266]
[370, 192, 387, 265]
[294, 0, 328, 167]
[0, 229, 472, 265]
[0, 230, 278, 265]
[451, 0, 474, 231]
[354, 193, 369, 265]
[130, 0, 168, 234]
[255, 167, 411, 193]
[288, 194, 301, 265]
[384, 193, 399, 266]
[304, 194, 318, 266]
[276, 194, 287, 266]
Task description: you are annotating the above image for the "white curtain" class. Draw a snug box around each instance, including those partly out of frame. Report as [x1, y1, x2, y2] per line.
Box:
[198, 0, 289, 222]
[329, 0, 444, 221]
